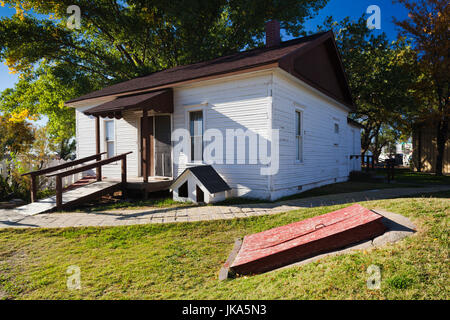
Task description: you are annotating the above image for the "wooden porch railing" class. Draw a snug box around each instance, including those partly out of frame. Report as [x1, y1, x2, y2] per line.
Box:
[349, 154, 375, 172]
[22, 152, 106, 202]
[46, 152, 132, 210]
[361, 155, 375, 172]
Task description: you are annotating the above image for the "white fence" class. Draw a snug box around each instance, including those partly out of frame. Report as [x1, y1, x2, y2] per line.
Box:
[36, 159, 95, 189]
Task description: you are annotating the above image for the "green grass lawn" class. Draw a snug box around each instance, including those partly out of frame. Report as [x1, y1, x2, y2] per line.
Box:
[217, 168, 450, 205]
[276, 181, 421, 202]
[216, 180, 423, 205]
[380, 168, 450, 185]
[0, 191, 448, 300]
[56, 169, 446, 211]
[68, 197, 187, 213]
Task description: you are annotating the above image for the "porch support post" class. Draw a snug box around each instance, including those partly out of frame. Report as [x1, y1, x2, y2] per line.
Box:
[30, 174, 37, 203]
[142, 108, 149, 183]
[121, 156, 127, 198]
[56, 175, 62, 211]
[95, 115, 102, 181]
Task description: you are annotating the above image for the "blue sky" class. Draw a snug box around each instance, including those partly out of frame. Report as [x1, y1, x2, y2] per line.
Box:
[0, 0, 409, 93]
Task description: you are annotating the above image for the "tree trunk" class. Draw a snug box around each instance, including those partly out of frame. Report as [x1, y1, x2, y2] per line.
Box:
[435, 118, 448, 176]
[417, 127, 422, 173]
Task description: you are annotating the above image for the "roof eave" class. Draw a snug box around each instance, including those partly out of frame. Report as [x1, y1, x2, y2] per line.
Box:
[65, 62, 280, 107]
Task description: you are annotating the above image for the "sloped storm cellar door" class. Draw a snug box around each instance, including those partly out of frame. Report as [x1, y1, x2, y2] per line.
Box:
[230, 204, 386, 275]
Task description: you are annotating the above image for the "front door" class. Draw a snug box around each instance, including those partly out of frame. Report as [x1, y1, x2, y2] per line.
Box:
[140, 115, 172, 178]
[141, 116, 154, 176]
[154, 115, 172, 177]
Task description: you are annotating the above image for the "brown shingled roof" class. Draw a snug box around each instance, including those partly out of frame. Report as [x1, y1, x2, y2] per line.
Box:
[66, 32, 330, 105]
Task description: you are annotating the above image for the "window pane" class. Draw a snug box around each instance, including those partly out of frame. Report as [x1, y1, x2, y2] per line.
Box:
[107, 141, 114, 158]
[296, 112, 301, 135]
[190, 111, 203, 136]
[105, 121, 114, 141]
[190, 111, 203, 161]
[191, 136, 203, 161]
[296, 136, 303, 162]
[298, 137, 303, 162]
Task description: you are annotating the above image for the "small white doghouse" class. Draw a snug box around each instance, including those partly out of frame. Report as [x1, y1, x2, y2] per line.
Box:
[170, 165, 231, 204]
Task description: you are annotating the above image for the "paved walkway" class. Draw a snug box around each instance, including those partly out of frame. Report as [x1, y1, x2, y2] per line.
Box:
[0, 185, 448, 229]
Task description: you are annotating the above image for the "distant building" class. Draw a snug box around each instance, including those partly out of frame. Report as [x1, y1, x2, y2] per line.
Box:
[412, 121, 450, 174]
[379, 141, 413, 166]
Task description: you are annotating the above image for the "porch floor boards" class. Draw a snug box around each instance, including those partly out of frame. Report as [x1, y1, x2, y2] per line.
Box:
[105, 177, 173, 192]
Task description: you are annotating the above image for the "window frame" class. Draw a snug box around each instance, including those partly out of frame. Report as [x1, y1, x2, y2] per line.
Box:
[104, 119, 116, 159]
[188, 110, 204, 163]
[295, 109, 304, 163]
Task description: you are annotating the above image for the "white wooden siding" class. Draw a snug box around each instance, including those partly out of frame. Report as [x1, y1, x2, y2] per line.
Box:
[173, 71, 273, 199]
[269, 69, 354, 200]
[75, 108, 139, 179]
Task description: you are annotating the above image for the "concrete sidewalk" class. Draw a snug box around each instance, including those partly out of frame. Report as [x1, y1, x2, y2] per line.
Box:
[0, 185, 448, 229]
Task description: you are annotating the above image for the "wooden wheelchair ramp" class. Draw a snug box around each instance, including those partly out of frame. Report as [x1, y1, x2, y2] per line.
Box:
[18, 151, 132, 216]
[13, 181, 122, 216]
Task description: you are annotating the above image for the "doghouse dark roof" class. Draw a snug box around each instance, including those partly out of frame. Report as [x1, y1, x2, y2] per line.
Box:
[66, 31, 354, 109]
[173, 165, 231, 194]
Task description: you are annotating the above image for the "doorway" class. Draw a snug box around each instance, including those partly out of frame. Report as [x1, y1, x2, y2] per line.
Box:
[196, 185, 204, 203]
[140, 115, 172, 178]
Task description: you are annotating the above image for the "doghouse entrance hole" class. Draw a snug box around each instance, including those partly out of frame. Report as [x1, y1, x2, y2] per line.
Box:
[196, 185, 204, 203]
[178, 181, 188, 198]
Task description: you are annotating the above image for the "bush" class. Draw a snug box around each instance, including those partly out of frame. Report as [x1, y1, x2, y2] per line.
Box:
[0, 175, 13, 201]
[0, 173, 29, 202]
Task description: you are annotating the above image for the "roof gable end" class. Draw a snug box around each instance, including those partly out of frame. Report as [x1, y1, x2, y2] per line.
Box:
[278, 31, 354, 109]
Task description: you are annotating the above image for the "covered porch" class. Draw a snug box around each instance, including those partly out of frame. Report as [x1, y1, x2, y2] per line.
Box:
[83, 89, 174, 196]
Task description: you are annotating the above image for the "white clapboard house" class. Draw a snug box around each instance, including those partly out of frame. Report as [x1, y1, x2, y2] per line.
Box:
[65, 21, 362, 203]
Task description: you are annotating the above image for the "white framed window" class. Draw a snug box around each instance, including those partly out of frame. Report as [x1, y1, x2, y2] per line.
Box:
[105, 120, 115, 158]
[189, 111, 203, 162]
[295, 110, 303, 162]
[334, 123, 340, 134]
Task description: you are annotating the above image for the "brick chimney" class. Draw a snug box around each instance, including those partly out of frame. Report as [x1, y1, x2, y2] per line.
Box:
[265, 20, 281, 48]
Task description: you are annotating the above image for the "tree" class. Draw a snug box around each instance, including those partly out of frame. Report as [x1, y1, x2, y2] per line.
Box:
[394, 0, 449, 175]
[0, 0, 328, 144]
[0, 112, 35, 159]
[317, 16, 420, 158]
[0, 113, 35, 200]
[0, 0, 328, 80]
[369, 125, 401, 162]
[0, 64, 83, 153]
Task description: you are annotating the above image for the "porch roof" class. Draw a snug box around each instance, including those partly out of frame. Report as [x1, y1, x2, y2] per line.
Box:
[83, 89, 173, 118]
